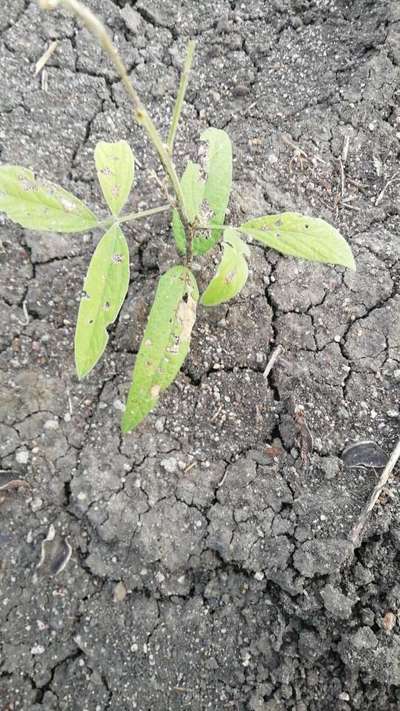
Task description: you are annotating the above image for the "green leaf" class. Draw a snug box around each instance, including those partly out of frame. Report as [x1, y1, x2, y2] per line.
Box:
[180, 161, 204, 223]
[94, 140, 135, 217]
[201, 228, 250, 306]
[193, 127, 232, 255]
[171, 208, 187, 254]
[122, 266, 198, 433]
[0, 165, 98, 232]
[239, 213, 356, 270]
[75, 224, 130, 379]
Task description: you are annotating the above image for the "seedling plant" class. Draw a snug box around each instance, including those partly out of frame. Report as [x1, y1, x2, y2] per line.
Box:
[0, 0, 356, 433]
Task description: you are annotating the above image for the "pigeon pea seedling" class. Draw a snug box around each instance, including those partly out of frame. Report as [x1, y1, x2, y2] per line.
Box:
[0, 0, 356, 433]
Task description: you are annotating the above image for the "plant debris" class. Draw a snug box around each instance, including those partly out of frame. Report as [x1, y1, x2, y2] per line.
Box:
[342, 440, 388, 469]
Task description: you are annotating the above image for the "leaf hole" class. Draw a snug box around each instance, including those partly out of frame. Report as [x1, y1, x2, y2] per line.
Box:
[82, 291, 90, 300]
[112, 254, 123, 263]
[60, 198, 76, 213]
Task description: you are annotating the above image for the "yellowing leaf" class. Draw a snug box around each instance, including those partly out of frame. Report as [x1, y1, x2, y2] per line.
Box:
[201, 228, 249, 306]
[0, 165, 97, 232]
[239, 212, 356, 270]
[122, 266, 198, 433]
[94, 140, 135, 216]
[75, 224, 130, 379]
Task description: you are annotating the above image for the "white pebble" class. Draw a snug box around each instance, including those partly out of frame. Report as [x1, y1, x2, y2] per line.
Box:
[44, 419, 59, 430]
[16, 449, 29, 464]
[161, 457, 177, 474]
[31, 644, 45, 655]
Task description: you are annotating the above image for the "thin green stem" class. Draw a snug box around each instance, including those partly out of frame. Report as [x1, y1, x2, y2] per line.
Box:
[186, 224, 195, 267]
[41, 0, 188, 222]
[117, 204, 171, 225]
[98, 204, 171, 230]
[196, 223, 228, 231]
[167, 40, 196, 153]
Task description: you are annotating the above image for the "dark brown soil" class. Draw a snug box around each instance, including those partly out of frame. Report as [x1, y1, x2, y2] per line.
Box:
[1, 1, 400, 709]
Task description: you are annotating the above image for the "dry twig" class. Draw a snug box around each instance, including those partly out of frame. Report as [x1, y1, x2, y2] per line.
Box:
[263, 344, 284, 380]
[35, 41, 58, 75]
[349, 436, 400, 546]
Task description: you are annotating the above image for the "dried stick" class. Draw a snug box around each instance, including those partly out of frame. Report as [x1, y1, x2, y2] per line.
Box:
[349, 436, 400, 546]
[263, 344, 284, 380]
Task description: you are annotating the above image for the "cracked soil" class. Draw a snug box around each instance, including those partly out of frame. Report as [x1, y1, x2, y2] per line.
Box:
[1, 0, 400, 709]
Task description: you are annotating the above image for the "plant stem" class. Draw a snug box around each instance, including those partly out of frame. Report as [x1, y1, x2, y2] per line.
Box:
[117, 204, 171, 225]
[186, 224, 195, 267]
[167, 40, 196, 153]
[97, 204, 170, 230]
[43, 0, 188, 222]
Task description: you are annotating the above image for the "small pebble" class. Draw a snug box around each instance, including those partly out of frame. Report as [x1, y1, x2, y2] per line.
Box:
[161, 457, 177, 474]
[31, 497, 43, 512]
[383, 611, 396, 633]
[16, 449, 29, 464]
[113, 581, 127, 603]
[31, 644, 45, 656]
[113, 399, 125, 412]
[44, 419, 59, 430]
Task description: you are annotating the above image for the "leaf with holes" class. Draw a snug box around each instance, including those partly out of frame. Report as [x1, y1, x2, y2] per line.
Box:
[122, 266, 198, 433]
[171, 161, 204, 255]
[201, 228, 249, 306]
[181, 160, 204, 222]
[239, 212, 356, 270]
[193, 127, 232, 255]
[0, 165, 98, 232]
[94, 140, 135, 216]
[75, 224, 130, 379]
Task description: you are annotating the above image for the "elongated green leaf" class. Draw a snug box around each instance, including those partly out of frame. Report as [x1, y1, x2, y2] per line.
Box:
[193, 127, 232, 255]
[0, 165, 98, 232]
[170, 161, 204, 255]
[181, 161, 204, 223]
[239, 213, 356, 270]
[201, 228, 249, 306]
[171, 208, 186, 254]
[95, 140, 135, 216]
[122, 266, 198, 433]
[75, 224, 130, 379]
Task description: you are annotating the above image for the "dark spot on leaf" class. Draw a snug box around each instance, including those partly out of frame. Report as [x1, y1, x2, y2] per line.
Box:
[182, 292, 189, 303]
[305, 224, 309, 229]
[104, 301, 110, 310]
[88, 319, 94, 325]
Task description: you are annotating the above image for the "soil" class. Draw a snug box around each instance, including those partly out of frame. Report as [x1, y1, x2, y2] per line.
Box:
[1, 0, 400, 709]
